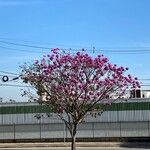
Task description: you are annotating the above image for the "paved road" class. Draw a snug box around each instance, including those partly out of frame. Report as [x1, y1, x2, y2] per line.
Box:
[0, 148, 148, 150]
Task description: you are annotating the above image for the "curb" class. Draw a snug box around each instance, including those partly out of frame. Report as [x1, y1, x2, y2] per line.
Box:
[0, 142, 150, 148]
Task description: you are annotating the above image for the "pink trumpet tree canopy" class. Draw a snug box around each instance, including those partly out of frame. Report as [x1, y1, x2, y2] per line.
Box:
[22, 48, 140, 115]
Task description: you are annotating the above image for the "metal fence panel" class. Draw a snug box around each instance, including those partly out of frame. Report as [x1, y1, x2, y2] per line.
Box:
[15, 124, 40, 139]
[120, 122, 149, 137]
[94, 122, 120, 137]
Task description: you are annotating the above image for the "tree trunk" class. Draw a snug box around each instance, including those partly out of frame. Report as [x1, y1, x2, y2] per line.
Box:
[71, 134, 76, 150]
[70, 123, 77, 150]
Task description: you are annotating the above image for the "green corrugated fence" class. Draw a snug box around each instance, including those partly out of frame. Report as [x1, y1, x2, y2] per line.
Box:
[0, 102, 150, 114]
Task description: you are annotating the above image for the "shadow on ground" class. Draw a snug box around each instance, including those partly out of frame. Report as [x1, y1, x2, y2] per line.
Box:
[120, 138, 150, 149]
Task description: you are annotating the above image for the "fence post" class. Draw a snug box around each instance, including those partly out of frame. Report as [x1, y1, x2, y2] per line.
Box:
[39, 119, 42, 141]
[66, 123, 68, 142]
[119, 121, 122, 138]
[148, 121, 149, 136]
[92, 122, 94, 138]
[63, 123, 65, 143]
[13, 123, 16, 142]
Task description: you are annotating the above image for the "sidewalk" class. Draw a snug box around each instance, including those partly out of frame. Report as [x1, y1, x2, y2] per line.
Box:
[0, 142, 150, 148]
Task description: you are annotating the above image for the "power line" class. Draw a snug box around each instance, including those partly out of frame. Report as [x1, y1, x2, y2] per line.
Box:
[0, 45, 48, 54]
[1, 40, 150, 54]
[1, 70, 150, 81]
[139, 79, 150, 81]
[0, 40, 53, 50]
[0, 71, 19, 75]
[0, 83, 150, 88]
[0, 37, 91, 49]
[0, 41, 81, 53]
[0, 84, 31, 88]
[0, 46, 149, 55]
[98, 51, 149, 54]
[2, 37, 150, 50]
[141, 85, 150, 86]
[0, 74, 17, 78]
[99, 50, 150, 53]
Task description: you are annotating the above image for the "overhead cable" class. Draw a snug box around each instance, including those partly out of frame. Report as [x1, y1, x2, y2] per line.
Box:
[0, 84, 31, 88]
[1, 40, 150, 54]
[0, 71, 19, 75]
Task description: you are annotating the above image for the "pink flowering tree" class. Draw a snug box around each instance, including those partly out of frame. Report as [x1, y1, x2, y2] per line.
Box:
[21, 49, 140, 150]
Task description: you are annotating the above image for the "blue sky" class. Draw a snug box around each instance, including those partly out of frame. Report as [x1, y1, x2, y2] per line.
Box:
[0, 0, 150, 101]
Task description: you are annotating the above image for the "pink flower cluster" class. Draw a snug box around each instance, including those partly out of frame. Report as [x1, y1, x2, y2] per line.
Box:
[22, 48, 140, 106]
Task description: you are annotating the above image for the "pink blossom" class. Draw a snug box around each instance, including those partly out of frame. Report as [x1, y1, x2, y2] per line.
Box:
[22, 48, 140, 115]
[35, 60, 39, 64]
